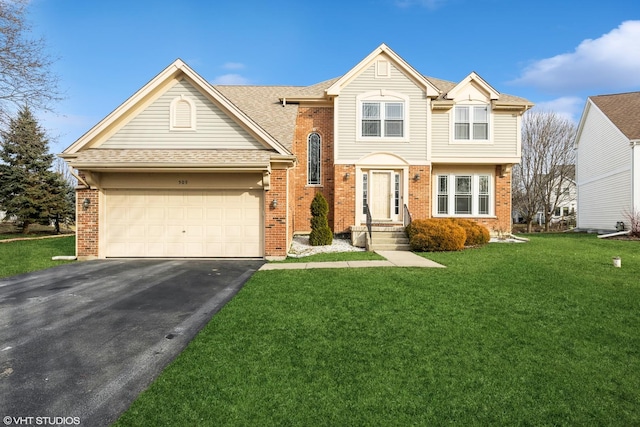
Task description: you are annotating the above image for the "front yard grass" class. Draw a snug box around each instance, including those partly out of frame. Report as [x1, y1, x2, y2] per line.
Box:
[115, 233, 640, 426]
[276, 250, 386, 263]
[0, 235, 76, 278]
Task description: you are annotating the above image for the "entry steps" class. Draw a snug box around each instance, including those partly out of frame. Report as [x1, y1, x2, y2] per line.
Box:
[368, 226, 411, 251]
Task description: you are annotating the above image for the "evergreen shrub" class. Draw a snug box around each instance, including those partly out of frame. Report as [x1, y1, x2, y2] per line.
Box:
[309, 192, 333, 246]
[406, 218, 466, 252]
[449, 218, 490, 246]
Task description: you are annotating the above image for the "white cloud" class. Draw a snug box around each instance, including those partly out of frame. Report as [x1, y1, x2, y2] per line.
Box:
[211, 73, 251, 85]
[512, 21, 640, 94]
[532, 97, 585, 123]
[222, 62, 245, 71]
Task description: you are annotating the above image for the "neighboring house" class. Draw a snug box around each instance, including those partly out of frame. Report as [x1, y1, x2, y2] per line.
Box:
[512, 180, 576, 226]
[61, 44, 532, 260]
[575, 92, 640, 232]
[550, 170, 577, 223]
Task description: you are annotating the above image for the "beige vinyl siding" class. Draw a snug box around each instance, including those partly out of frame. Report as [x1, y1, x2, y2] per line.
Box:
[101, 78, 265, 150]
[336, 62, 428, 163]
[576, 103, 632, 230]
[430, 110, 519, 159]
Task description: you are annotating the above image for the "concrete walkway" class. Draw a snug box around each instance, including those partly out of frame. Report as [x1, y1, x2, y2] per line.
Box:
[259, 250, 445, 270]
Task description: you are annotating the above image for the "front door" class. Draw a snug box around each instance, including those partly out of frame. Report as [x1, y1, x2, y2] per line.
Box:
[370, 170, 394, 221]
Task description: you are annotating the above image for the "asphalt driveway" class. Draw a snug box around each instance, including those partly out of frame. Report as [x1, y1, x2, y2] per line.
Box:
[0, 259, 263, 426]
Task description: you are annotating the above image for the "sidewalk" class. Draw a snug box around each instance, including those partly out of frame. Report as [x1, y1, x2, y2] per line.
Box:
[258, 250, 445, 270]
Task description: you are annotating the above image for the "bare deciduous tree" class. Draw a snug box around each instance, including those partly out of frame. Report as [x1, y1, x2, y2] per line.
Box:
[512, 110, 576, 232]
[0, 0, 60, 122]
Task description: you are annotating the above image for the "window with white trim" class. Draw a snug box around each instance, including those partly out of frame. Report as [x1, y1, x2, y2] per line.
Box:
[454, 105, 489, 140]
[170, 95, 196, 130]
[307, 132, 321, 185]
[361, 101, 405, 138]
[436, 173, 492, 216]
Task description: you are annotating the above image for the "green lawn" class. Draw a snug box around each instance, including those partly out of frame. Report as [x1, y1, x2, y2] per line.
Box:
[0, 236, 76, 278]
[276, 250, 386, 263]
[114, 233, 640, 426]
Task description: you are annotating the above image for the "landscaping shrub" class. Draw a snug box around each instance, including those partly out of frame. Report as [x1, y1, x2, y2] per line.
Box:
[406, 218, 466, 252]
[449, 218, 490, 246]
[309, 192, 333, 246]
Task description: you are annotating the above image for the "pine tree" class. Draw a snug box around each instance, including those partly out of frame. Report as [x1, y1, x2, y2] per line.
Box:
[0, 106, 72, 233]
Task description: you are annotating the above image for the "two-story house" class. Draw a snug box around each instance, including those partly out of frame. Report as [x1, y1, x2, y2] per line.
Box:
[61, 44, 532, 260]
[575, 92, 640, 232]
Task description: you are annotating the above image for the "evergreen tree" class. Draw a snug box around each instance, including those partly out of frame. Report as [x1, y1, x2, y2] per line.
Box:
[0, 106, 72, 233]
[309, 192, 333, 246]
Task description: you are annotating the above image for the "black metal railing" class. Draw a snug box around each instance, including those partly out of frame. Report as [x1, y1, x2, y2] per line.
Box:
[403, 204, 412, 228]
[365, 204, 372, 239]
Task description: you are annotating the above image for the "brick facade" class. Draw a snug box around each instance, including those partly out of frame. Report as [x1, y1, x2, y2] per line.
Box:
[291, 106, 335, 233]
[76, 183, 99, 260]
[264, 168, 289, 259]
[407, 165, 431, 221]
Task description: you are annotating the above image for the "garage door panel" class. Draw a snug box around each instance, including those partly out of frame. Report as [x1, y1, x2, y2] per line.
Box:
[147, 208, 165, 222]
[185, 207, 203, 221]
[106, 189, 262, 257]
[206, 207, 222, 221]
[167, 207, 184, 221]
[145, 244, 166, 257]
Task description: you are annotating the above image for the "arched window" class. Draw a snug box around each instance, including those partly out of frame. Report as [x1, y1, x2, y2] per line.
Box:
[307, 132, 321, 185]
[170, 95, 196, 130]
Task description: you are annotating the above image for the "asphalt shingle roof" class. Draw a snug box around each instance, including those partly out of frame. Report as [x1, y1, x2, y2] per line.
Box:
[590, 92, 640, 140]
[69, 149, 273, 167]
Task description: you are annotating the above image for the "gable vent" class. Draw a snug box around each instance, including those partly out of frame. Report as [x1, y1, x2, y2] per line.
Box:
[174, 100, 192, 127]
[170, 95, 196, 130]
[376, 60, 390, 78]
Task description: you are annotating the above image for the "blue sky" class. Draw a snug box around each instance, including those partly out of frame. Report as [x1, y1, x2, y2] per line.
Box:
[27, 0, 640, 154]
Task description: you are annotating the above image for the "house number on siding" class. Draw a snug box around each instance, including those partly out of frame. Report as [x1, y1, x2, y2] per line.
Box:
[178, 180, 188, 185]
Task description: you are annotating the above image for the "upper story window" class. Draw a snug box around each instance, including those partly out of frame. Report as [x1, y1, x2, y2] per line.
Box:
[307, 132, 321, 185]
[357, 90, 409, 141]
[170, 95, 196, 130]
[454, 105, 489, 140]
[362, 101, 404, 138]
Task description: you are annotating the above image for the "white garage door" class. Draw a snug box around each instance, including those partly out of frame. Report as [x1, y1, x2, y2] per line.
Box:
[105, 189, 262, 257]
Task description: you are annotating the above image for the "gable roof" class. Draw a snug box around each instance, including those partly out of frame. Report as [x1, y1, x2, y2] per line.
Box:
[326, 43, 441, 97]
[62, 46, 533, 161]
[589, 92, 640, 140]
[444, 71, 500, 101]
[62, 59, 290, 156]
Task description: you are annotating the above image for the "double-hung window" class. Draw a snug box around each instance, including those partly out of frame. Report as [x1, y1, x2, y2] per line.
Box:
[436, 173, 492, 216]
[361, 101, 404, 138]
[454, 105, 489, 140]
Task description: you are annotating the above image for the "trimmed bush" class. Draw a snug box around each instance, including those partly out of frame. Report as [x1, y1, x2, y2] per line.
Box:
[406, 218, 466, 252]
[449, 218, 490, 246]
[309, 192, 333, 246]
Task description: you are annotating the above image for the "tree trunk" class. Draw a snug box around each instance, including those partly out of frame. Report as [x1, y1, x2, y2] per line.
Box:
[526, 220, 534, 233]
